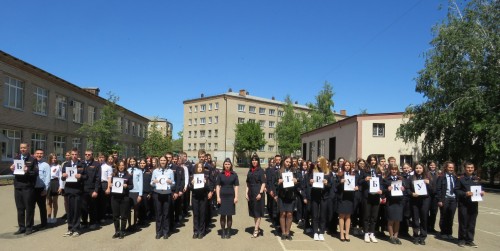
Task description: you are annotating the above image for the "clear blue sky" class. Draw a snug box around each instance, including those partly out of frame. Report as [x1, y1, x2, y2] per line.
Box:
[1, 0, 452, 138]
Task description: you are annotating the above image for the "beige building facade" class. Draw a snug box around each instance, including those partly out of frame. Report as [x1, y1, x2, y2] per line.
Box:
[0, 50, 148, 174]
[147, 117, 173, 139]
[301, 112, 422, 166]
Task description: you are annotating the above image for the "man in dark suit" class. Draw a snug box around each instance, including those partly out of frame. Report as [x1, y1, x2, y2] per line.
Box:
[81, 150, 101, 230]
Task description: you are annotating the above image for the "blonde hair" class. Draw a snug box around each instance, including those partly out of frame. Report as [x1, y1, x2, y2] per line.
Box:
[317, 156, 331, 175]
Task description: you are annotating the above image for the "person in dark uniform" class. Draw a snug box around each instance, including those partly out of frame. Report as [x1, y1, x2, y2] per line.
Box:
[81, 150, 101, 230]
[216, 158, 239, 239]
[99, 155, 114, 223]
[246, 155, 266, 238]
[337, 161, 359, 242]
[180, 152, 193, 219]
[127, 157, 143, 231]
[10, 143, 38, 235]
[151, 155, 176, 239]
[455, 162, 484, 248]
[409, 163, 431, 245]
[138, 158, 153, 224]
[308, 156, 333, 241]
[61, 148, 85, 237]
[436, 161, 458, 240]
[383, 164, 408, 245]
[427, 161, 439, 233]
[400, 162, 413, 237]
[327, 160, 340, 236]
[190, 162, 213, 239]
[275, 156, 299, 240]
[109, 160, 133, 239]
[33, 149, 50, 230]
[167, 152, 184, 233]
[296, 160, 311, 233]
[266, 155, 281, 230]
[358, 155, 383, 243]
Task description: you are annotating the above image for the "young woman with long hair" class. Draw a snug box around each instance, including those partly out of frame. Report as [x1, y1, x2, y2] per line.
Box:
[337, 160, 359, 242]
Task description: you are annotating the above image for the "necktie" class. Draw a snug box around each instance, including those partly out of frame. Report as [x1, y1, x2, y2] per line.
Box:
[449, 174, 454, 194]
[392, 176, 397, 181]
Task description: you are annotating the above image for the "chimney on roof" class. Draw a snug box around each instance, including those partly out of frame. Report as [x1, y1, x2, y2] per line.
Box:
[295, 101, 298, 104]
[239, 89, 246, 97]
[246, 91, 249, 95]
[272, 96, 275, 100]
[228, 88, 232, 92]
[201, 93, 204, 98]
[340, 109, 347, 116]
[83, 88, 100, 96]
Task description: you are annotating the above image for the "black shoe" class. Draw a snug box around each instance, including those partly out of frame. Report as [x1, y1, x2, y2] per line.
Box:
[221, 229, 226, 239]
[112, 232, 120, 238]
[396, 238, 402, 245]
[466, 241, 478, 248]
[14, 229, 25, 235]
[226, 229, 231, 239]
[119, 232, 125, 239]
[197, 233, 203, 239]
[24, 229, 34, 235]
[458, 240, 466, 247]
[193, 233, 198, 239]
[156, 234, 161, 239]
[419, 239, 426, 245]
[413, 238, 420, 245]
[281, 234, 286, 240]
[389, 237, 397, 244]
[163, 234, 168, 239]
[287, 234, 293, 241]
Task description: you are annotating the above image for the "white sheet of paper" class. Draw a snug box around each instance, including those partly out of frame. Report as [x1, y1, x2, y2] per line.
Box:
[369, 177, 380, 193]
[471, 185, 483, 202]
[313, 172, 324, 188]
[413, 180, 428, 195]
[112, 178, 125, 194]
[156, 175, 170, 191]
[391, 180, 403, 196]
[65, 166, 77, 182]
[13, 160, 25, 175]
[282, 172, 294, 188]
[193, 174, 205, 189]
[344, 175, 355, 191]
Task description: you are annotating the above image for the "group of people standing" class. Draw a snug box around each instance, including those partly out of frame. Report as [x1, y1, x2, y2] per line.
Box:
[11, 142, 485, 248]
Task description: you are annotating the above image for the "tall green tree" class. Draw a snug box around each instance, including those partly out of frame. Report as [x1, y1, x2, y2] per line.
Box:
[308, 81, 336, 129]
[77, 93, 122, 155]
[397, 0, 500, 184]
[142, 119, 172, 157]
[234, 120, 266, 164]
[171, 131, 183, 153]
[276, 95, 304, 156]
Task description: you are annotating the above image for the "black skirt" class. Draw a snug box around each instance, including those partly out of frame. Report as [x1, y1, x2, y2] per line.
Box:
[386, 200, 403, 221]
[278, 197, 296, 213]
[129, 192, 139, 206]
[49, 179, 60, 196]
[248, 194, 265, 218]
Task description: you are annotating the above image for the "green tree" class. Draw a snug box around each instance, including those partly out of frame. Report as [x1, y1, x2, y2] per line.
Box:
[308, 81, 336, 129]
[172, 130, 183, 153]
[77, 93, 122, 155]
[397, 0, 500, 184]
[276, 95, 304, 156]
[141, 119, 172, 157]
[234, 120, 266, 165]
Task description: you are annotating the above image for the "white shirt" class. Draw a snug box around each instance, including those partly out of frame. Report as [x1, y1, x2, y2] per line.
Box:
[101, 163, 113, 182]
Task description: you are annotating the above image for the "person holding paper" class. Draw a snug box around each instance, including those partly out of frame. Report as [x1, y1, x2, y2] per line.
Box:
[454, 162, 484, 248]
[10, 143, 38, 235]
[275, 156, 299, 240]
[189, 162, 212, 239]
[138, 158, 153, 225]
[61, 148, 84, 237]
[436, 161, 458, 240]
[127, 157, 143, 231]
[109, 160, 133, 239]
[151, 155, 175, 239]
[246, 155, 266, 238]
[81, 150, 101, 230]
[337, 161, 359, 242]
[409, 163, 431, 245]
[358, 155, 383, 243]
[383, 164, 408, 245]
[400, 162, 414, 238]
[296, 160, 312, 233]
[47, 153, 63, 224]
[308, 156, 332, 241]
[216, 158, 239, 239]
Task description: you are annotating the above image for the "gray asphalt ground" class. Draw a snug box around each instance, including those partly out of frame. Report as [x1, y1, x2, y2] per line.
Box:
[1, 167, 499, 251]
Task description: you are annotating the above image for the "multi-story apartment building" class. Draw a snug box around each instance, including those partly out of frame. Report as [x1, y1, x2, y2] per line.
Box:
[147, 117, 173, 139]
[183, 89, 347, 167]
[0, 50, 149, 174]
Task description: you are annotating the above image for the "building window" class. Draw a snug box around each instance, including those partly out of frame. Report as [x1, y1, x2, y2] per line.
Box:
[200, 130, 206, 138]
[72, 101, 83, 124]
[259, 145, 265, 152]
[193, 143, 197, 150]
[260, 158, 265, 164]
[54, 136, 66, 160]
[209, 103, 212, 111]
[88, 106, 96, 125]
[214, 143, 218, 150]
[189, 106, 192, 113]
[137, 124, 141, 137]
[400, 155, 413, 167]
[200, 143, 205, 150]
[269, 121, 275, 128]
[194, 131, 197, 138]
[117, 117, 122, 132]
[33, 86, 48, 115]
[31, 133, 47, 154]
[238, 117, 245, 124]
[200, 104, 206, 112]
[317, 139, 325, 157]
[188, 143, 191, 151]
[56, 95, 67, 119]
[194, 106, 198, 112]
[269, 109, 276, 116]
[188, 131, 192, 138]
[215, 102, 219, 110]
[124, 119, 129, 134]
[259, 107, 265, 114]
[132, 122, 136, 136]
[373, 123, 385, 137]
[278, 110, 284, 117]
[194, 118, 197, 125]
[268, 145, 275, 152]
[249, 106, 256, 113]
[208, 143, 212, 150]
[2, 129, 21, 160]
[208, 130, 212, 138]
[214, 129, 218, 138]
[238, 104, 245, 112]
[309, 141, 314, 159]
[259, 120, 265, 127]
[3, 76, 24, 110]
[268, 133, 274, 139]
[208, 117, 212, 124]
[248, 119, 255, 123]
[72, 138, 81, 151]
[200, 117, 206, 125]
[188, 119, 192, 126]
[214, 116, 218, 124]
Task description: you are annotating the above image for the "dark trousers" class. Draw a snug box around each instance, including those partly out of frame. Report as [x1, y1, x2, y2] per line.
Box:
[154, 193, 171, 236]
[111, 195, 130, 232]
[266, 193, 278, 226]
[170, 196, 181, 230]
[352, 192, 362, 229]
[362, 198, 380, 233]
[411, 196, 430, 240]
[458, 202, 478, 242]
[428, 194, 439, 231]
[66, 193, 82, 232]
[439, 198, 457, 235]
[14, 187, 35, 231]
[192, 195, 207, 234]
[139, 195, 153, 221]
[328, 197, 338, 233]
[81, 191, 98, 225]
[34, 187, 47, 226]
[400, 197, 412, 235]
[98, 182, 110, 221]
[183, 189, 191, 215]
[376, 203, 387, 232]
[311, 198, 328, 234]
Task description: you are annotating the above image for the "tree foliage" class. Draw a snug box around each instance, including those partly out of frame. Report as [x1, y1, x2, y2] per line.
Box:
[308, 81, 336, 129]
[397, 0, 500, 183]
[171, 130, 183, 154]
[234, 120, 266, 157]
[141, 119, 172, 157]
[76, 93, 122, 155]
[276, 95, 304, 156]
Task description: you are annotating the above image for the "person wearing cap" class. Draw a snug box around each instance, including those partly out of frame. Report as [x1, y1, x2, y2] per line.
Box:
[216, 158, 239, 239]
